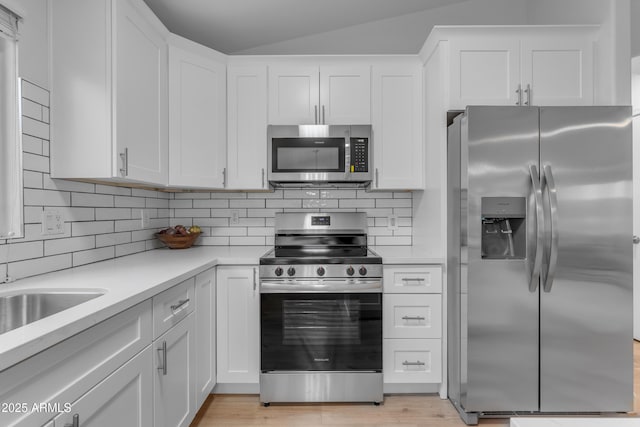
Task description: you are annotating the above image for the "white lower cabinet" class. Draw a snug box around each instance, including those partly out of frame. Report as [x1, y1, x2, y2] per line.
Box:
[383, 339, 442, 384]
[216, 266, 260, 384]
[382, 265, 443, 390]
[54, 346, 153, 427]
[0, 301, 152, 427]
[153, 313, 196, 427]
[195, 268, 216, 407]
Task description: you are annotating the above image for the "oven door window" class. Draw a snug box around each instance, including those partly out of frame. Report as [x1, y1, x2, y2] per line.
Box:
[261, 293, 382, 372]
[271, 138, 345, 173]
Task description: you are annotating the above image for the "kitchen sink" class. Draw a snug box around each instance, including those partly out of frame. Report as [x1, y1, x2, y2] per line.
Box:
[0, 291, 105, 335]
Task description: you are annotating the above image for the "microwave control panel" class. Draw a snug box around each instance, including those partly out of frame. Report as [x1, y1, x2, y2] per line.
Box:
[350, 138, 369, 173]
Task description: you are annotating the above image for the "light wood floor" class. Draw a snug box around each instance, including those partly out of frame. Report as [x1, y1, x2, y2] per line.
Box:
[192, 341, 640, 426]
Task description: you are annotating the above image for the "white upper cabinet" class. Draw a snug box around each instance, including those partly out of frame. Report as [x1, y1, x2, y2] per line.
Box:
[227, 64, 269, 190]
[50, 0, 169, 186]
[446, 27, 595, 109]
[371, 63, 423, 190]
[268, 64, 371, 125]
[319, 65, 371, 124]
[168, 35, 227, 189]
[520, 33, 594, 106]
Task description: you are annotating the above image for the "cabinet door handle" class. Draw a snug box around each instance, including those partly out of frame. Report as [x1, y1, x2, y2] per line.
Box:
[314, 105, 318, 124]
[119, 148, 128, 177]
[401, 315, 426, 321]
[222, 167, 227, 188]
[170, 298, 190, 314]
[253, 268, 257, 291]
[516, 84, 522, 106]
[64, 414, 80, 427]
[524, 84, 531, 105]
[157, 340, 167, 375]
[322, 105, 326, 124]
[375, 168, 379, 188]
[402, 360, 426, 367]
[262, 168, 265, 188]
[402, 277, 425, 283]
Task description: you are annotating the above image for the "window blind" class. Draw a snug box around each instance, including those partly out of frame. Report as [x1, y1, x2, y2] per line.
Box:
[0, 3, 22, 240]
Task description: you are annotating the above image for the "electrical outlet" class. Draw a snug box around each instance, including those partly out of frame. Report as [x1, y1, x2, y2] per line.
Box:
[387, 214, 399, 231]
[230, 210, 240, 225]
[140, 209, 150, 228]
[42, 209, 64, 235]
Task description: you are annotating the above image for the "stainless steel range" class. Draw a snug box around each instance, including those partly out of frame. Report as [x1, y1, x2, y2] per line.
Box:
[259, 212, 383, 405]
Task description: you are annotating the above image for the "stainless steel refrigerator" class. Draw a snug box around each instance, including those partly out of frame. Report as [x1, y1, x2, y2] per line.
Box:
[447, 106, 633, 425]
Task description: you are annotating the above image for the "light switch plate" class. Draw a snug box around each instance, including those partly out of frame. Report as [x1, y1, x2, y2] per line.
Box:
[387, 214, 399, 231]
[42, 209, 64, 235]
[140, 209, 150, 228]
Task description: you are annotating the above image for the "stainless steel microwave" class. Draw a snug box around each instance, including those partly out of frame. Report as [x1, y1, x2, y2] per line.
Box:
[267, 125, 372, 186]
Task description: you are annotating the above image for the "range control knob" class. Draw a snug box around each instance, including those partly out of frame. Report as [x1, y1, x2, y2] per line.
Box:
[317, 266, 325, 276]
[274, 267, 283, 277]
[287, 267, 296, 277]
[346, 266, 355, 276]
[359, 266, 367, 276]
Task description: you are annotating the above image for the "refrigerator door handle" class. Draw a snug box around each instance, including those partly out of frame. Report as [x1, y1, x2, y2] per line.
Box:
[527, 165, 544, 292]
[542, 164, 559, 293]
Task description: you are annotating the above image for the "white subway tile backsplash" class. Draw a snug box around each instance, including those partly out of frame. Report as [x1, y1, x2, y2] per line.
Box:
[22, 153, 49, 173]
[72, 192, 114, 207]
[22, 99, 42, 120]
[22, 80, 49, 107]
[266, 199, 301, 209]
[23, 170, 43, 188]
[0, 85, 414, 282]
[115, 241, 146, 257]
[96, 232, 131, 248]
[24, 189, 70, 207]
[96, 208, 132, 220]
[339, 199, 375, 208]
[229, 199, 265, 208]
[22, 116, 50, 140]
[22, 135, 43, 155]
[0, 241, 44, 262]
[9, 254, 71, 278]
[73, 246, 114, 267]
[193, 199, 229, 208]
[114, 196, 146, 208]
[44, 236, 95, 256]
[72, 221, 114, 237]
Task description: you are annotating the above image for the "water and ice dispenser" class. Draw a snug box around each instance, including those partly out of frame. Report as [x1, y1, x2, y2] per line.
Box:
[481, 197, 526, 259]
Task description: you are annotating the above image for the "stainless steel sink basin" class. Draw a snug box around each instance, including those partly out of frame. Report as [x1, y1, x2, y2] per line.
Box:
[0, 291, 104, 335]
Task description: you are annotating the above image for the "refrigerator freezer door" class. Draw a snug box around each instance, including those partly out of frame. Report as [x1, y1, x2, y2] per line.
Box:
[539, 106, 633, 412]
[462, 106, 540, 412]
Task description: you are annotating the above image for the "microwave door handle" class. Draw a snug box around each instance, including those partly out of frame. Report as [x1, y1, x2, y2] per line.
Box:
[314, 105, 318, 124]
[322, 105, 326, 124]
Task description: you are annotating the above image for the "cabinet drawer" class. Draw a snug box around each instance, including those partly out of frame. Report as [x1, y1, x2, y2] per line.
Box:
[0, 301, 152, 427]
[383, 294, 441, 339]
[383, 339, 441, 384]
[383, 266, 442, 293]
[153, 278, 195, 339]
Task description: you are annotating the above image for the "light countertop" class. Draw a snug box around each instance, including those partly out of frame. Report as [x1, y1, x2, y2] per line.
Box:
[0, 246, 270, 372]
[0, 244, 442, 372]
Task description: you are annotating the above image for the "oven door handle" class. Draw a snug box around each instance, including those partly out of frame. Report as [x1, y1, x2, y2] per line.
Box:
[260, 279, 382, 293]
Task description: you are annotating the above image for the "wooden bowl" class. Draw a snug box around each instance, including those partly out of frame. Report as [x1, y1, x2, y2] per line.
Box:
[156, 231, 201, 249]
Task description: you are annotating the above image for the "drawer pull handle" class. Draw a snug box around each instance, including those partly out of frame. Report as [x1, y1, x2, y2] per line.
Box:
[402, 278, 425, 284]
[158, 340, 167, 375]
[170, 298, 190, 313]
[402, 360, 425, 367]
[402, 315, 426, 321]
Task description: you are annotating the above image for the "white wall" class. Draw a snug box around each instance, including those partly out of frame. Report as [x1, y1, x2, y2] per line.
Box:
[525, 0, 631, 105]
[633, 1, 640, 58]
[234, 0, 528, 55]
[15, 0, 49, 89]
